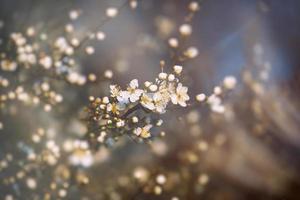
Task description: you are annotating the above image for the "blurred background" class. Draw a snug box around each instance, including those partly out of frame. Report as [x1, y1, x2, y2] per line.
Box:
[0, 0, 300, 199]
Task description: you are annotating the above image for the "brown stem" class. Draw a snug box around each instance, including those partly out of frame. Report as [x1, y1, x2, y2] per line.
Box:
[122, 103, 142, 119]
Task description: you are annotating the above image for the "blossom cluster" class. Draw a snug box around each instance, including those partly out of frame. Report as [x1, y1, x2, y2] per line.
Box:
[86, 65, 189, 146]
[0, 5, 126, 117]
[195, 75, 237, 114]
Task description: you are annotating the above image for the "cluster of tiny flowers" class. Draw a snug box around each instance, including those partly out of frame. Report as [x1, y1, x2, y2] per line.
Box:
[86, 65, 189, 146]
[0, 127, 94, 198]
[114, 65, 188, 113]
[0, 5, 125, 117]
[196, 75, 237, 113]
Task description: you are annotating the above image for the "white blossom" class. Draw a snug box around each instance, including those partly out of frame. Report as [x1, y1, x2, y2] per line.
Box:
[173, 65, 183, 74]
[127, 79, 143, 102]
[110, 85, 121, 97]
[141, 93, 155, 110]
[153, 92, 169, 113]
[223, 76, 237, 89]
[171, 83, 189, 107]
[134, 125, 152, 138]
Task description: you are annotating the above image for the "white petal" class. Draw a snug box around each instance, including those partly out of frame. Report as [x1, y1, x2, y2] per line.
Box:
[130, 94, 140, 102]
[129, 79, 139, 88]
[185, 94, 190, 100]
[135, 89, 144, 96]
[153, 92, 162, 102]
[144, 125, 152, 131]
[106, 104, 112, 111]
[141, 102, 155, 110]
[178, 101, 187, 107]
[134, 128, 142, 136]
[170, 94, 178, 104]
[181, 86, 188, 93]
